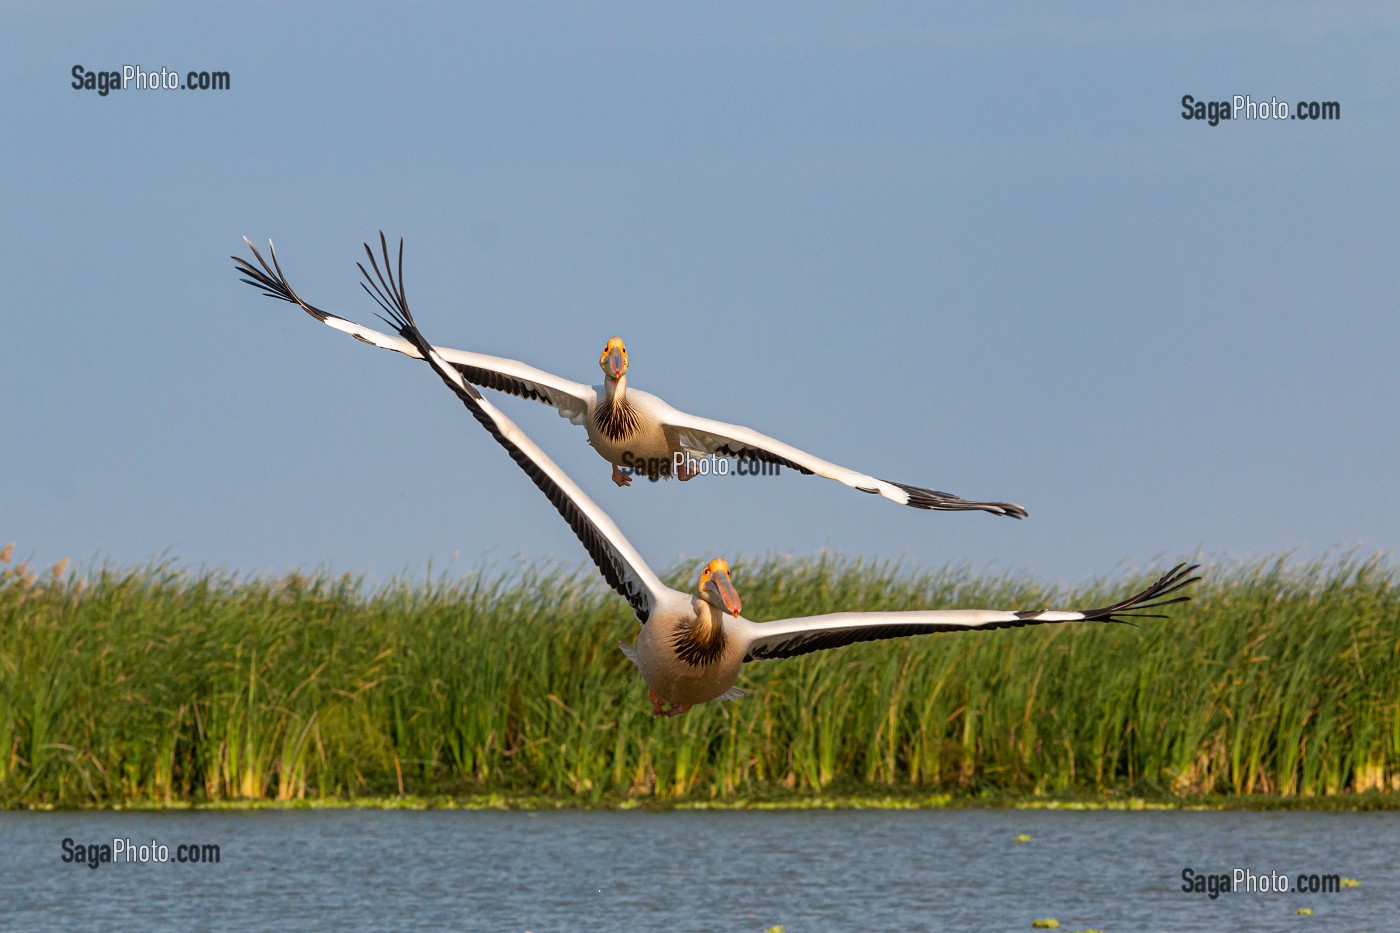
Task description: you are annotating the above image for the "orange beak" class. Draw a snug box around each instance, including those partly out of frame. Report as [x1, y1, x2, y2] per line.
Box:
[606, 347, 625, 378]
[706, 569, 742, 616]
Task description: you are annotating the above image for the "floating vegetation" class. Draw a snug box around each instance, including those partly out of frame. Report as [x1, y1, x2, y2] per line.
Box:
[1296, 907, 1313, 915]
[1340, 877, 1361, 887]
[2, 550, 1399, 808]
[1031, 920, 1060, 929]
[1014, 834, 1032, 843]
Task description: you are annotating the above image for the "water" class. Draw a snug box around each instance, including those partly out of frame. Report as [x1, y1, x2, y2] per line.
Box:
[2, 808, 1395, 931]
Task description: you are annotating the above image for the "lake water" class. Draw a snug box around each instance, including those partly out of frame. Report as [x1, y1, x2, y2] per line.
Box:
[1, 808, 1395, 931]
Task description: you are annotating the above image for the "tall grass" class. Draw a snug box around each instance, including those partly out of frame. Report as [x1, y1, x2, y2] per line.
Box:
[2, 546, 1397, 807]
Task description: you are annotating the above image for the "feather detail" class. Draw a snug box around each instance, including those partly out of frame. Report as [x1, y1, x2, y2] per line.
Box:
[672, 621, 728, 668]
[595, 394, 641, 442]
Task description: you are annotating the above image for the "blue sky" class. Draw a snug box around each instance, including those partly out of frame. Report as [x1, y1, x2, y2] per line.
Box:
[3, 3, 1397, 588]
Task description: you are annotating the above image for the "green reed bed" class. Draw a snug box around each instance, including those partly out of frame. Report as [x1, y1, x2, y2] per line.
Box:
[2, 545, 1397, 808]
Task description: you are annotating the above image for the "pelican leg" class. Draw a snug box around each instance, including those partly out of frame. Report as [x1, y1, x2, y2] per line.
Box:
[611, 463, 633, 487]
[676, 458, 697, 482]
[648, 688, 691, 718]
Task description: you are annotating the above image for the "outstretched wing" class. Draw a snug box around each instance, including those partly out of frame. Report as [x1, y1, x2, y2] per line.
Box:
[353, 233, 668, 624]
[659, 407, 1028, 518]
[232, 238, 594, 423]
[733, 563, 1199, 662]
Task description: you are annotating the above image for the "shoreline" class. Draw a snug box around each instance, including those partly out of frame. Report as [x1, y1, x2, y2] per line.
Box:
[12, 791, 1399, 813]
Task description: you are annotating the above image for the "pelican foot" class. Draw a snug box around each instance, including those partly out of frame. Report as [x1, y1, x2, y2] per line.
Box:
[648, 688, 691, 718]
[611, 464, 633, 487]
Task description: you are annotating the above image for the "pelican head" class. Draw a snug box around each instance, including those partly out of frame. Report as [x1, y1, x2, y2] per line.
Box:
[599, 336, 628, 380]
[698, 557, 742, 616]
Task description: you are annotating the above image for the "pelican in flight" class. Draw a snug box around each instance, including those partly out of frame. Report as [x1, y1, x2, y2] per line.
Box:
[233, 236, 1028, 518]
[350, 235, 1198, 717]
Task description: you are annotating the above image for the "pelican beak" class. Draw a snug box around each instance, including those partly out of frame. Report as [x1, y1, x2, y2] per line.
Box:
[707, 569, 742, 616]
[606, 347, 625, 378]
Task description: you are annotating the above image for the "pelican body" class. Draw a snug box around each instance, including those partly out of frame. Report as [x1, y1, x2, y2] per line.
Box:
[340, 235, 1198, 717]
[234, 237, 1028, 517]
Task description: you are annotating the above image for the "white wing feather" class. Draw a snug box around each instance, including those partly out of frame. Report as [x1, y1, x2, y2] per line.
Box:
[234, 238, 594, 424]
[659, 405, 1028, 517]
[731, 564, 1200, 662]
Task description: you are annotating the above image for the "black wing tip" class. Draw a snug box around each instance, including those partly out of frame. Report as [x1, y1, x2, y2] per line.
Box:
[357, 234, 486, 410]
[885, 479, 1029, 519]
[231, 238, 331, 321]
[358, 232, 412, 335]
[1083, 562, 1202, 624]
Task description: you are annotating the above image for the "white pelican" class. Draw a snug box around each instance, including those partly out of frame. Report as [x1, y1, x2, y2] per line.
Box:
[352, 236, 1198, 717]
[233, 235, 1028, 518]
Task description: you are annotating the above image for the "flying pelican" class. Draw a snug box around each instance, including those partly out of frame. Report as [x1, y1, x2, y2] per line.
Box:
[351, 235, 1198, 717]
[233, 236, 1028, 518]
